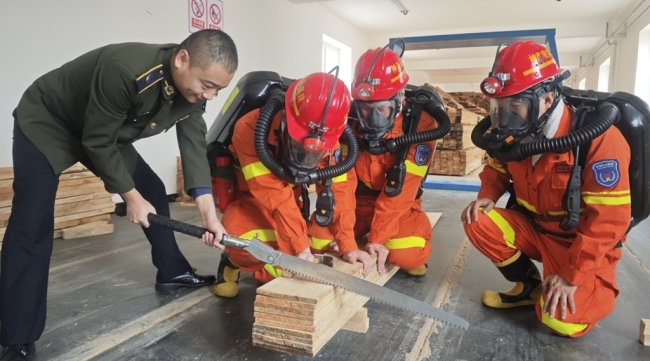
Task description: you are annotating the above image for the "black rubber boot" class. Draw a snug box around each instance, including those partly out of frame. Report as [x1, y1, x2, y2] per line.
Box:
[482, 250, 542, 309]
[214, 252, 240, 298]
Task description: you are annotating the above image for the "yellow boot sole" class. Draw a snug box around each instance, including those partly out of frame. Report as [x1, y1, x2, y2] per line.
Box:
[214, 282, 239, 298]
[405, 265, 427, 276]
[481, 282, 542, 309]
[214, 266, 240, 298]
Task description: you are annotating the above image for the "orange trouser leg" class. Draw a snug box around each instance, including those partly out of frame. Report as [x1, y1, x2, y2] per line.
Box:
[463, 207, 620, 337]
[383, 203, 432, 269]
[221, 196, 282, 284]
[533, 237, 621, 337]
[353, 196, 373, 241]
[355, 197, 431, 270]
[307, 217, 334, 254]
[462, 207, 542, 262]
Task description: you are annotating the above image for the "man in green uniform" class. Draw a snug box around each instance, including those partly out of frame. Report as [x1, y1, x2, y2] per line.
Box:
[0, 29, 237, 361]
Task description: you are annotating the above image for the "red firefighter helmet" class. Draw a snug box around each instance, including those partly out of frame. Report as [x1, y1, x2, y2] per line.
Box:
[352, 48, 409, 101]
[480, 41, 564, 99]
[285, 72, 350, 162]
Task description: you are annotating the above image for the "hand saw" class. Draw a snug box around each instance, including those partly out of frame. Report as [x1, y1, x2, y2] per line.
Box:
[114, 205, 469, 329]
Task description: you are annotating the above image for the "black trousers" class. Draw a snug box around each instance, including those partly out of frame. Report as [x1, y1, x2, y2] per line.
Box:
[0, 117, 192, 346]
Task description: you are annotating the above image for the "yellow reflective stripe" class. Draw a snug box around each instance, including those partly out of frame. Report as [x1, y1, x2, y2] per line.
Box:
[263, 264, 283, 278]
[494, 250, 522, 267]
[488, 157, 507, 174]
[581, 190, 630, 196]
[539, 298, 588, 335]
[310, 236, 332, 251]
[523, 59, 556, 76]
[341, 144, 348, 157]
[485, 209, 516, 249]
[405, 160, 428, 177]
[241, 161, 271, 180]
[384, 236, 426, 250]
[516, 198, 538, 213]
[583, 195, 631, 206]
[136, 64, 163, 80]
[332, 173, 347, 183]
[239, 229, 277, 242]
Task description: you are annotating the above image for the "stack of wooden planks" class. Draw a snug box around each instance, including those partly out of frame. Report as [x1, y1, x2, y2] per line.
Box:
[252, 256, 398, 356]
[251, 212, 442, 356]
[0, 163, 114, 245]
[424, 85, 487, 176]
[176, 156, 195, 205]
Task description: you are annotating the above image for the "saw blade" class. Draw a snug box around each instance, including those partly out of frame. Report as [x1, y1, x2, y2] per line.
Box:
[275, 253, 469, 330]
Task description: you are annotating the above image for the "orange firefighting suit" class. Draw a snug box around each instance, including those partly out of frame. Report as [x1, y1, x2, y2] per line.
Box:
[463, 103, 631, 337]
[352, 106, 438, 270]
[221, 108, 358, 284]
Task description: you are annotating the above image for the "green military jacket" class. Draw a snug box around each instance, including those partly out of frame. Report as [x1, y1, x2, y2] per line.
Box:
[16, 43, 212, 194]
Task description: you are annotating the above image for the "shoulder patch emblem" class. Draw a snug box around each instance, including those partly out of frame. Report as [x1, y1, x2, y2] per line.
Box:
[333, 148, 342, 165]
[136, 65, 164, 94]
[414, 144, 432, 166]
[591, 159, 620, 188]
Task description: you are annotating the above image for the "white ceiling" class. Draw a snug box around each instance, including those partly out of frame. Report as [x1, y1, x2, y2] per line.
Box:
[289, 0, 644, 90]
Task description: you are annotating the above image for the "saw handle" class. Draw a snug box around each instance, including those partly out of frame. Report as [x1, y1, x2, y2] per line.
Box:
[114, 203, 220, 242]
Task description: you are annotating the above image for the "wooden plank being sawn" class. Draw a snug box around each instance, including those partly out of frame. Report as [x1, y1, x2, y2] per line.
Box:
[253, 259, 398, 355]
[252, 212, 442, 355]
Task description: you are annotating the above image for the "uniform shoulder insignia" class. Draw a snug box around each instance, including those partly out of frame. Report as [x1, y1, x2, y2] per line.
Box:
[136, 65, 165, 94]
[414, 144, 432, 166]
[592, 159, 620, 188]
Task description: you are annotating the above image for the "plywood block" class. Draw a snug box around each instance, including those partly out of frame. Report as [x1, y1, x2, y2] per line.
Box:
[641, 319, 650, 346]
[253, 255, 399, 356]
[425, 212, 442, 228]
[341, 308, 369, 333]
[61, 220, 114, 239]
[0, 168, 13, 181]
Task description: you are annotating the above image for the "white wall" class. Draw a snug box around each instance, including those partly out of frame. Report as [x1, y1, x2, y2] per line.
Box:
[571, 5, 650, 94]
[0, 0, 369, 194]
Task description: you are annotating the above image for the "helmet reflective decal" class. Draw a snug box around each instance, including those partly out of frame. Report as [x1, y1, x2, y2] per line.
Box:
[592, 160, 620, 188]
[414, 144, 432, 166]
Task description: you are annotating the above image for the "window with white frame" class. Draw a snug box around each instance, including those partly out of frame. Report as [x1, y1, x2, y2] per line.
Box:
[635, 22, 650, 104]
[578, 78, 586, 90]
[322, 34, 352, 91]
[598, 57, 611, 92]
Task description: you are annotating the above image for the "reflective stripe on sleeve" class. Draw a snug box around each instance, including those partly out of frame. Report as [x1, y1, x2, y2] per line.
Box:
[405, 160, 428, 177]
[241, 161, 271, 180]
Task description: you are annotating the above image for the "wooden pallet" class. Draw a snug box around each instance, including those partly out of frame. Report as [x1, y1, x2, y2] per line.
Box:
[0, 163, 115, 246]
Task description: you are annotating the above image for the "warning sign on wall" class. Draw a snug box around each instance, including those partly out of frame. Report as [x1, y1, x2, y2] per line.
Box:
[207, 0, 223, 30]
[189, 0, 223, 33]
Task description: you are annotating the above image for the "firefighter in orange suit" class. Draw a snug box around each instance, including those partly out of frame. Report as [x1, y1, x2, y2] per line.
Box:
[214, 72, 372, 298]
[461, 41, 631, 337]
[342, 43, 450, 277]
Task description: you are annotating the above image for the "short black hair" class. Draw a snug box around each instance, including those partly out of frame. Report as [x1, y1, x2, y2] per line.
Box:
[176, 29, 238, 73]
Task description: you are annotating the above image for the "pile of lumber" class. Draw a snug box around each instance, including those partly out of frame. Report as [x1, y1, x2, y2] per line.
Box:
[0, 163, 114, 245]
[428, 146, 486, 176]
[176, 156, 195, 204]
[424, 85, 487, 176]
[252, 256, 398, 356]
[449, 91, 490, 117]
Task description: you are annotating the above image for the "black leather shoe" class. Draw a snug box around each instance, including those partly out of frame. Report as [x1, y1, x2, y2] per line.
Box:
[155, 271, 216, 291]
[1, 343, 35, 361]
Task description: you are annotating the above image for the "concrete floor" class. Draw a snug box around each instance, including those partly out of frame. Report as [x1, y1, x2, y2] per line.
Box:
[3, 188, 650, 360]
